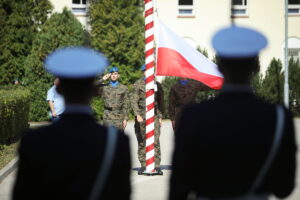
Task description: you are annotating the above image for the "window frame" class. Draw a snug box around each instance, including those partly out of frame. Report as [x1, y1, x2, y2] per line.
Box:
[288, 0, 300, 15]
[72, 0, 86, 5]
[231, 0, 248, 17]
[72, 0, 88, 16]
[288, 48, 300, 61]
[178, 0, 195, 17]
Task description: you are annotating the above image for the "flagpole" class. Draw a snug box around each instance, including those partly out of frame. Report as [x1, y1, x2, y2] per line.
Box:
[284, 0, 289, 108]
[144, 0, 156, 174]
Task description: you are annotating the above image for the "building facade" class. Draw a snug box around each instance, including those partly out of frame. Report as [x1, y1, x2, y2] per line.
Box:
[50, 0, 89, 29]
[50, 0, 300, 73]
[156, 0, 300, 73]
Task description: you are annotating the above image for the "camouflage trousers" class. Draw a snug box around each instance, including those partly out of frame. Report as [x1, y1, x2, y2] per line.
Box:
[103, 118, 123, 130]
[134, 117, 161, 168]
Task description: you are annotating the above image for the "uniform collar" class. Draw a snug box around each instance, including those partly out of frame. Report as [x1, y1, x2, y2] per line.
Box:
[110, 81, 119, 87]
[179, 79, 189, 86]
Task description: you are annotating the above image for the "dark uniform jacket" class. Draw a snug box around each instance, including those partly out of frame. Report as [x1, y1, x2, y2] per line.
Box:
[168, 80, 209, 122]
[13, 113, 131, 200]
[170, 90, 296, 200]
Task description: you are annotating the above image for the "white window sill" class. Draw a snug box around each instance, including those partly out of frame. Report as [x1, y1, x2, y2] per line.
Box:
[231, 15, 249, 18]
[177, 15, 195, 18]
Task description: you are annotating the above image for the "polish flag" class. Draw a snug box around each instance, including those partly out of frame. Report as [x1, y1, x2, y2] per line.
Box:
[156, 21, 224, 89]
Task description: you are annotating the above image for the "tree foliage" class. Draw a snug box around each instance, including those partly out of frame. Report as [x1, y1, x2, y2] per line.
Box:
[89, 0, 144, 85]
[0, 0, 52, 85]
[160, 77, 179, 119]
[259, 58, 284, 104]
[194, 46, 218, 103]
[25, 8, 85, 121]
[288, 57, 300, 116]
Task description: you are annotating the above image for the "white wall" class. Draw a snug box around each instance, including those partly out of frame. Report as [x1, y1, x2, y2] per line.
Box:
[49, 0, 88, 28]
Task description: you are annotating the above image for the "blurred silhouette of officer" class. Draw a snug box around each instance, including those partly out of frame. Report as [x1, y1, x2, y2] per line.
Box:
[13, 47, 131, 200]
[169, 26, 297, 200]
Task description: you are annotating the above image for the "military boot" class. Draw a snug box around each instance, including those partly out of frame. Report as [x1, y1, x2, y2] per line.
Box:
[138, 167, 145, 175]
[155, 167, 163, 175]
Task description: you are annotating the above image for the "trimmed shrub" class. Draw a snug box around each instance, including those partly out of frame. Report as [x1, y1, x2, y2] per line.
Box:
[0, 87, 30, 145]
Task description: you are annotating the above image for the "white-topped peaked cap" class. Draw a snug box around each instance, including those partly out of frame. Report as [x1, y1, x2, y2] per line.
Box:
[212, 26, 268, 58]
[45, 47, 109, 78]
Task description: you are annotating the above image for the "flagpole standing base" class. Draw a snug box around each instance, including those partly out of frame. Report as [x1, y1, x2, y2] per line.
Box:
[138, 170, 163, 176]
[140, 171, 164, 176]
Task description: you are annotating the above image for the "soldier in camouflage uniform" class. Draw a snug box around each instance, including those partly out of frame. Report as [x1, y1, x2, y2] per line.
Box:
[131, 65, 165, 175]
[98, 67, 129, 130]
[169, 78, 210, 132]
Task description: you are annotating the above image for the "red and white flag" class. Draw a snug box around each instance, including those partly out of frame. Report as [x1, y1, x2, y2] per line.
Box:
[156, 21, 224, 89]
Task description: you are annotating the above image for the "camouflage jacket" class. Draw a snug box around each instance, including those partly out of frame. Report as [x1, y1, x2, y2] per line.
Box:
[168, 80, 210, 121]
[98, 82, 129, 120]
[131, 78, 164, 119]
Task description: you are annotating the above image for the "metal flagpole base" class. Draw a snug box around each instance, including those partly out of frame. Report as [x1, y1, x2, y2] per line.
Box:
[140, 170, 163, 176]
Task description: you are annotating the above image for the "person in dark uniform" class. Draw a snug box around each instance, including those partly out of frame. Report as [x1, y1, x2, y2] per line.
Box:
[13, 47, 131, 200]
[168, 78, 210, 131]
[169, 26, 297, 200]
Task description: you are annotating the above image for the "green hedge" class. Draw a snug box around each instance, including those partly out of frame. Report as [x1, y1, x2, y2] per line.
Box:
[0, 87, 30, 144]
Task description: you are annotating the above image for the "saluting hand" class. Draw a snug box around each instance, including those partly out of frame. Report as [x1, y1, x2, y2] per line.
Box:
[102, 73, 111, 81]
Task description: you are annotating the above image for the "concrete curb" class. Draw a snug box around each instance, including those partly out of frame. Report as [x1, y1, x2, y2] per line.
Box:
[0, 158, 18, 184]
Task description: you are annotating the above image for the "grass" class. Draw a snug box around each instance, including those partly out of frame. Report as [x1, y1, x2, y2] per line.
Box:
[0, 142, 19, 170]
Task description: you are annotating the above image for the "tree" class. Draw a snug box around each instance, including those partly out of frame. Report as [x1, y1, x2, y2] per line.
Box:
[195, 45, 218, 103]
[252, 72, 264, 97]
[161, 77, 179, 119]
[89, 0, 144, 85]
[288, 57, 300, 116]
[260, 58, 284, 104]
[25, 8, 85, 121]
[0, 0, 52, 85]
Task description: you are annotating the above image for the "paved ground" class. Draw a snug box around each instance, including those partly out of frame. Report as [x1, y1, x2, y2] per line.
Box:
[0, 119, 300, 200]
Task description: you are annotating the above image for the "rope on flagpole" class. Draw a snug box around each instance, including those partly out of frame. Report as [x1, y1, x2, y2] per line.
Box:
[144, 0, 156, 174]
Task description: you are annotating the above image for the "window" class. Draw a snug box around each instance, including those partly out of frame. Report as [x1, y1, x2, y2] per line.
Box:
[288, 48, 300, 61]
[232, 0, 248, 17]
[288, 0, 300, 15]
[72, 0, 86, 4]
[283, 38, 300, 62]
[178, 0, 194, 17]
[72, 0, 88, 15]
